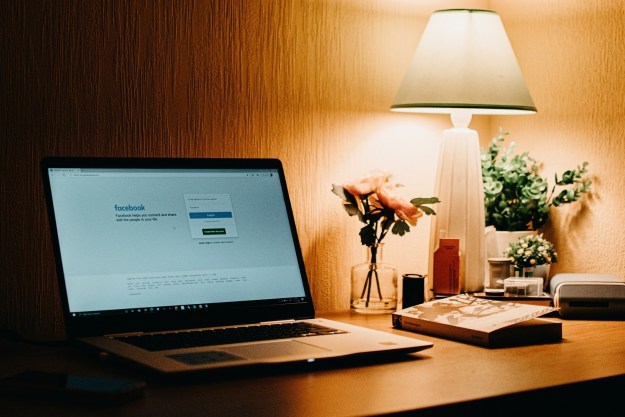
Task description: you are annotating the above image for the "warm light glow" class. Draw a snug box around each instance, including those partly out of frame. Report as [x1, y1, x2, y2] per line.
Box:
[390, 9, 536, 294]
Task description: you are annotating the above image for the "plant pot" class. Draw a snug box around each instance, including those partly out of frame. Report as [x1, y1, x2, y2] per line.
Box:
[485, 230, 551, 288]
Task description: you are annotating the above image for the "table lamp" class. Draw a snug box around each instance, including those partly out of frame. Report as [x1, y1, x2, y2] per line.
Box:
[390, 9, 536, 293]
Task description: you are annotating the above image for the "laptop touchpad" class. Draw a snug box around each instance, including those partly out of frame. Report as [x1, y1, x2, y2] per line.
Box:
[225, 340, 329, 359]
[168, 350, 245, 365]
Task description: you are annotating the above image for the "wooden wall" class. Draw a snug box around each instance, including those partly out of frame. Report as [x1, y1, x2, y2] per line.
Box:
[2, 0, 623, 341]
[492, 0, 625, 277]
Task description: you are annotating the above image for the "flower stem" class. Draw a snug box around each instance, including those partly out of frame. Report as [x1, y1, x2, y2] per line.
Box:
[360, 245, 383, 307]
[373, 268, 382, 299]
[360, 269, 371, 299]
[366, 269, 373, 306]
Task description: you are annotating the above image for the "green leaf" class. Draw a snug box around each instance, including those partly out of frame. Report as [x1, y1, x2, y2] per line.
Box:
[410, 197, 440, 206]
[342, 202, 360, 217]
[410, 197, 440, 216]
[552, 189, 568, 206]
[420, 206, 437, 216]
[333, 184, 364, 221]
[332, 184, 359, 207]
[567, 189, 575, 201]
[392, 220, 410, 236]
[556, 170, 575, 185]
[359, 224, 376, 247]
[331, 184, 348, 200]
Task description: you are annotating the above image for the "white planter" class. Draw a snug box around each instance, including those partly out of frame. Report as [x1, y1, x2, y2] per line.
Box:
[484, 229, 551, 289]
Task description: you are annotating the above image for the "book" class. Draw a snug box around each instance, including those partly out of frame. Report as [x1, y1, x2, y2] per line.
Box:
[392, 293, 562, 348]
[472, 292, 554, 308]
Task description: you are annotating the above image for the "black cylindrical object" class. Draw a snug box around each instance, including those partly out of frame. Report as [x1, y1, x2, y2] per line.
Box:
[402, 274, 425, 308]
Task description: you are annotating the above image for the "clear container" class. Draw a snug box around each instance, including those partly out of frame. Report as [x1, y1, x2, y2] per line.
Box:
[488, 257, 512, 289]
[504, 277, 544, 297]
[351, 244, 397, 313]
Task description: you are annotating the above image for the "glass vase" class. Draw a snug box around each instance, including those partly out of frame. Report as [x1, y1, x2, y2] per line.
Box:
[351, 243, 397, 314]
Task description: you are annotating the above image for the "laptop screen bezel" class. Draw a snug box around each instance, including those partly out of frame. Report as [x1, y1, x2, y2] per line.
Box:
[40, 157, 316, 338]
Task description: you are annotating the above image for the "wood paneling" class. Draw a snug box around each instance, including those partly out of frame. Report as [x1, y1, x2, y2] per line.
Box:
[4, 0, 622, 341]
[2, 0, 478, 340]
[491, 0, 625, 277]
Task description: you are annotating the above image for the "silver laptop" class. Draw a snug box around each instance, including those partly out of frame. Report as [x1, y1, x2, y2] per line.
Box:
[40, 157, 432, 374]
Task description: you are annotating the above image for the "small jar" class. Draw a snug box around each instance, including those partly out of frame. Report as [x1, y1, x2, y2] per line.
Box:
[487, 257, 512, 289]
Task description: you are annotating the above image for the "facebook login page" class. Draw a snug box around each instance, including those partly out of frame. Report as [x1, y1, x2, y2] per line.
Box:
[48, 168, 306, 313]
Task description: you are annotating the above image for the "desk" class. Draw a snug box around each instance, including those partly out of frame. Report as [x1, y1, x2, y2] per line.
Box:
[1, 311, 624, 416]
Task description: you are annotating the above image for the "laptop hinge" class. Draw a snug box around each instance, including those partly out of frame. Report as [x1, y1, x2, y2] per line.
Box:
[106, 320, 300, 337]
[105, 331, 145, 337]
[259, 319, 297, 325]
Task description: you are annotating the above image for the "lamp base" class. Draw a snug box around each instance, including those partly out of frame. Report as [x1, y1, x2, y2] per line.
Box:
[428, 127, 486, 294]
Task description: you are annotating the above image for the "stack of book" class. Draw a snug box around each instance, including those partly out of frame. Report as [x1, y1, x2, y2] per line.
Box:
[472, 291, 554, 307]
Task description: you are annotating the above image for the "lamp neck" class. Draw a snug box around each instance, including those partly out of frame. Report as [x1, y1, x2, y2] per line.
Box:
[450, 109, 473, 129]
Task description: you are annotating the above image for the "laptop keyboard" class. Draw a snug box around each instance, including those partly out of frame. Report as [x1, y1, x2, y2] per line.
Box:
[114, 322, 347, 352]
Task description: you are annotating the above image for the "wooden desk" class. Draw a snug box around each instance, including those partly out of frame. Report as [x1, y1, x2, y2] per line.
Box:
[1, 311, 624, 416]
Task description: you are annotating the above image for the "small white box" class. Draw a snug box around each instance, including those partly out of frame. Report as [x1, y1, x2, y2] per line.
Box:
[504, 277, 543, 297]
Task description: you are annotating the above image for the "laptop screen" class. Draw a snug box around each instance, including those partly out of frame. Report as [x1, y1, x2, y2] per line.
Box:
[41, 158, 314, 336]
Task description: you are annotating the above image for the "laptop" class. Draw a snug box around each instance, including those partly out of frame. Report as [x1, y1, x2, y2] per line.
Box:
[40, 157, 432, 374]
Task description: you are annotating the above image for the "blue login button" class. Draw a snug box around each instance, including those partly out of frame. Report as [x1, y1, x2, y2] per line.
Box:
[189, 212, 233, 219]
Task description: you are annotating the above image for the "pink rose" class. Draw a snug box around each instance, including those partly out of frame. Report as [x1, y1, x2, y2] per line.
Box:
[343, 171, 391, 196]
[377, 184, 423, 226]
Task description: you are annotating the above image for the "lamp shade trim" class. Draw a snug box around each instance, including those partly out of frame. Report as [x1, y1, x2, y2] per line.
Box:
[390, 103, 537, 115]
[434, 9, 496, 15]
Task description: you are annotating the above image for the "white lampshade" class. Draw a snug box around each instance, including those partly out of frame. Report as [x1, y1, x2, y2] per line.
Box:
[391, 9, 536, 294]
[391, 9, 536, 115]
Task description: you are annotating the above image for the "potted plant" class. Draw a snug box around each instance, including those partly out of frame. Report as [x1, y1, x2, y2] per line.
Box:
[504, 233, 558, 277]
[481, 129, 592, 233]
[481, 129, 592, 276]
